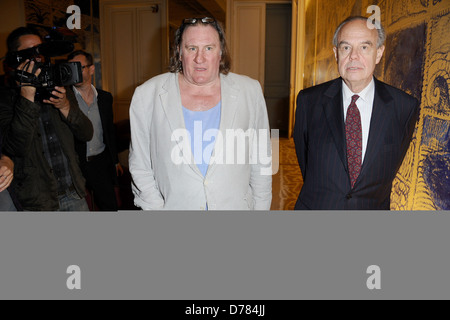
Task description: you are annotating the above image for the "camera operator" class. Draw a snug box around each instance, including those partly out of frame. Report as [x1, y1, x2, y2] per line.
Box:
[0, 27, 93, 211]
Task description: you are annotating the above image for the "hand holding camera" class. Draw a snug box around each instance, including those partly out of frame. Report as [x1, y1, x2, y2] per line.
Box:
[17, 59, 41, 102]
[6, 40, 82, 106]
[43, 86, 70, 117]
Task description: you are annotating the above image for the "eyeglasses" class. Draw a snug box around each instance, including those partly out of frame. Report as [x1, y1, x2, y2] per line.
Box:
[81, 64, 92, 70]
[183, 17, 216, 25]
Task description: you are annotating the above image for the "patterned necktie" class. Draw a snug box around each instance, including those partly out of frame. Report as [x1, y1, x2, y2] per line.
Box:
[345, 95, 361, 188]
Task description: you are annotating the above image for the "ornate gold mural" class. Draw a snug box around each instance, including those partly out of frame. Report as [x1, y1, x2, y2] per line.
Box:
[390, 1, 450, 210]
[303, 0, 450, 210]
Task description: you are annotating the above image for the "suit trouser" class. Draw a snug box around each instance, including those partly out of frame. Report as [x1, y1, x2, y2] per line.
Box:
[81, 150, 118, 211]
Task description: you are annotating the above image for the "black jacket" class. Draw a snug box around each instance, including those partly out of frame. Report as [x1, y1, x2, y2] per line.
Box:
[74, 89, 119, 172]
[0, 86, 93, 210]
[294, 78, 419, 210]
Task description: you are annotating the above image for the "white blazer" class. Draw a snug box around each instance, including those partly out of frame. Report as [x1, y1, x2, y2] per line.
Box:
[129, 72, 272, 210]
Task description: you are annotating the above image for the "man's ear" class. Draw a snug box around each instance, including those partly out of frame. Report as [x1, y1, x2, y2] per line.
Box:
[89, 64, 95, 76]
[376, 45, 385, 64]
[333, 47, 338, 61]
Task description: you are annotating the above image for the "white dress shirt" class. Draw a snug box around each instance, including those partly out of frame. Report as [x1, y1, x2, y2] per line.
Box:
[342, 78, 375, 163]
[73, 85, 105, 157]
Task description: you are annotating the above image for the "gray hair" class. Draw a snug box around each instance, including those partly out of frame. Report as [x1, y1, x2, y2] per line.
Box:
[332, 16, 386, 48]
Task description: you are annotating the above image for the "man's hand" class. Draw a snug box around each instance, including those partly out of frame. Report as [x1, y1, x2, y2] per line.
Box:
[0, 155, 14, 192]
[17, 59, 41, 102]
[43, 86, 71, 118]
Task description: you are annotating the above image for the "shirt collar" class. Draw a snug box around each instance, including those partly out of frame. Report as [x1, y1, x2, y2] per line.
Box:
[73, 84, 98, 99]
[342, 78, 375, 103]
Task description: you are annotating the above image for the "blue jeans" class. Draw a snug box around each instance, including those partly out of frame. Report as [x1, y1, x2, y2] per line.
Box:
[58, 190, 90, 211]
[0, 190, 17, 211]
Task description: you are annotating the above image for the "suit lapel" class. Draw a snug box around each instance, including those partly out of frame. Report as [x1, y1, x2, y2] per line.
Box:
[218, 73, 239, 134]
[96, 91, 108, 143]
[206, 73, 239, 177]
[160, 73, 202, 177]
[358, 78, 394, 179]
[323, 79, 348, 172]
[97, 92, 106, 126]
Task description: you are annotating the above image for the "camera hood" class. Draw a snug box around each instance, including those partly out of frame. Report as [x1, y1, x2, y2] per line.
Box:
[5, 40, 74, 68]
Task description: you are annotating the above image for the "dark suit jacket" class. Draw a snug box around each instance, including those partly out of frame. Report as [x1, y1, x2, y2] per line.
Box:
[74, 88, 119, 176]
[293, 78, 419, 210]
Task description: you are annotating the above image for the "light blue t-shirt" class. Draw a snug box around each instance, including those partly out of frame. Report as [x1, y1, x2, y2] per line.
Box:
[182, 102, 221, 177]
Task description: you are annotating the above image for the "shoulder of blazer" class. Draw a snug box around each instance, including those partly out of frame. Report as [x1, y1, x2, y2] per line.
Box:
[296, 78, 342, 115]
[374, 77, 418, 106]
[128, 73, 175, 105]
[299, 78, 342, 99]
[221, 72, 263, 94]
[142, 72, 175, 91]
[97, 88, 113, 100]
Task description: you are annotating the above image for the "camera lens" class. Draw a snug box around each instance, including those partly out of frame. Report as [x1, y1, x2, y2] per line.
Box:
[59, 65, 72, 83]
[53, 62, 82, 86]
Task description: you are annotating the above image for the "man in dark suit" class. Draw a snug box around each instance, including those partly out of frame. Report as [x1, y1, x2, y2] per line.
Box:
[293, 16, 419, 210]
[68, 50, 123, 211]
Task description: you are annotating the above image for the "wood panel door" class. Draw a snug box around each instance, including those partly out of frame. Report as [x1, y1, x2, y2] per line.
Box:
[100, 0, 168, 122]
[229, 1, 266, 88]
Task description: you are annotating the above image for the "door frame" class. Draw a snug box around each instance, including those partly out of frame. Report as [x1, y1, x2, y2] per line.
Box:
[99, 0, 169, 122]
[226, 0, 305, 137]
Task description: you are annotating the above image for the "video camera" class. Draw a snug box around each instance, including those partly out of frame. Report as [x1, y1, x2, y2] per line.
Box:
[5, 40, 82, 101]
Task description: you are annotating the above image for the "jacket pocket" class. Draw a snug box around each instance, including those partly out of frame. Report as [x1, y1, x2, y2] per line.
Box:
[13, 165, 39, 206]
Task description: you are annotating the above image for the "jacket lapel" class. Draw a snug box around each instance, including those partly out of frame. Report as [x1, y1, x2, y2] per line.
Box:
[160, 73, 202, 177]
[206, 73, 240, 177]
[323, 79, 348, 172]
[96, 92, 109, 146]
[358, 78, 394, 179]
[218, 73, 239, 134]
